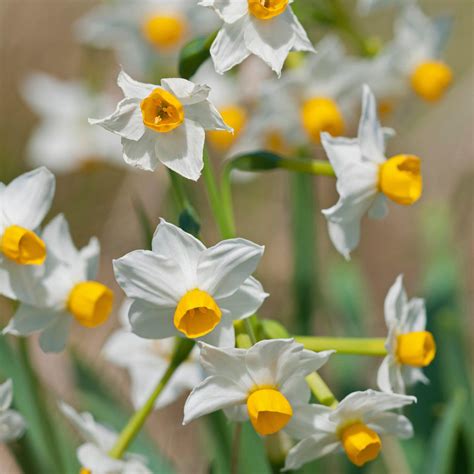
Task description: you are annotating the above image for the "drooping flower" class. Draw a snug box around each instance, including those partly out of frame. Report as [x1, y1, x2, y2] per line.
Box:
[59, 402, 151, 474]
[103, 299, 202, 410]
[284, 389, 416, 470]
[0, 167, 55, 300]
[183, 339, 334, 438]
[322, 85, 423, 259]
[199, 0, 315, 76]
[3, 214, 113, 353]
[0, 379, 26, 443]
[377, 275, 435, 394]
[113, 219, 267, 348]
[89, 70, 231, 181]
[21, 73, 123, 173]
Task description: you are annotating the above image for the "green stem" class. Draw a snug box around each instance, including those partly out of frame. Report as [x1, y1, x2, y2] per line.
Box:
[306, 372, 338, 407]
[278, 157, 335, 177]
[109, 339, 195, 459]
[295, 336, 387, 356]
[168, 169, 191, 211]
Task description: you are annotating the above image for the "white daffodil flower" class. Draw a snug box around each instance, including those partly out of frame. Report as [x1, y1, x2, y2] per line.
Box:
[60, 402, 151, 474]
[103, 299, 203, 410]
[75, 0, 217, 77]
[377, 275, 435, 394]
[21, 73, 123, 173]
[284, 389, 416, 470]
[89, 70, 231, 181]
[0, 167, 55, 300]
[200, 0, 315, 76]
[4, 214, 113, 353]
[114, 219, 267, 348]
[388, 4, 453, 101]
[184, 339, 334, 438]
[0, 379, 26, 443]
[322, 85, 423, 260]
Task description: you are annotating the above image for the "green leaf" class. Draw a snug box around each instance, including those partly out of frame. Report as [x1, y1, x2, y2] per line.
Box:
[133, 198, 155, 250]
[179, 208, 200, 237]
[178, 32, 217, 79]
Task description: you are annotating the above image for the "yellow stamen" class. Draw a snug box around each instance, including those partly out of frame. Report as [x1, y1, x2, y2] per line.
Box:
[248, 0, 289, 20]
[396, 331, 436, 367]
[300, 97, 345, 144]
[378, 154, 422, 205]
[67, 281, 113, 328]
[341, 422, 382, 467]
[410, 61, 453, 102]
[142, 14, 187, 49]
[207, 105, 247, 151]
[0, 225, 46, 265]
[141, 88, 184, 133]
[247, 388, 293, 436]
[79, 468, 91, 474]
[174, 289, 222, 338]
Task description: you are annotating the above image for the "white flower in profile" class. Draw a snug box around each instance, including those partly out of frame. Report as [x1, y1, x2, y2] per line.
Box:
[284, 389, 416, 470]
[4, 214, 113, 353]
[113, 219, 267, 348]
[103, 299, 202, 410]
[0, 168, 55, 300]
[89, 70, 231, 181]
[377, 275, 435, 394]
[21, 73, 123, 173]
[59, 402, 151, 474]
[200, 0, 315, 76]
[322, 85, 423, 259]
[184, 339, 334, 438]
[0, 379, 26, 443]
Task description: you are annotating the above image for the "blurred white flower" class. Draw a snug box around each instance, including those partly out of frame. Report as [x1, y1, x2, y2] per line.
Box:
[184, 339, 334, 438]
[4, 214, 113, 353]
[21, 73, 123, 173]
[113, 219, 267, 348]
[0, 379, 26, 443]
[322, 85, 422, 259]
[103, 299, 203, 410]
[200, 0, 315, 76]
[90, 70, 231, 181]
[358, 0, 409, 15]
[0, 168, 54, 300]
[60, 402, 151, 474]
[284, 389, 416, 470]
[377, 275, 435, 394]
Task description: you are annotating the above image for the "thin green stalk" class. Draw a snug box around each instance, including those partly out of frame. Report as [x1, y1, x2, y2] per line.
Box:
[295, 336, 387, 356]
[278, 157, 335, 176]
[244, 318, 257, 345]
[306, 372, 338, 407]
[168, 168, 191, 211]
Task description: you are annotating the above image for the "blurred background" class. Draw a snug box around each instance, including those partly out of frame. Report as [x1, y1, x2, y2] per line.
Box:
[0, 0, 472, 473]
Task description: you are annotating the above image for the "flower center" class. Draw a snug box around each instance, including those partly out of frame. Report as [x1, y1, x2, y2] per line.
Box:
[79, 469, 91, 474]
[248, 0, 289, 20]
[396, 331, 436, 367]
[378, 154, 422, 205]
[341, 422, 382, 467]
[141, 88, 185, 133]
[67, 281, 114, 328]
[142, 14, 187, 49]
[300, 97, 345, 144]
[410, 61, 453, 102]
[246, 388, 293, 436]
[174, 289, 222, 338]
[0, 225, 46, 265]
[207, 105, 247, 151]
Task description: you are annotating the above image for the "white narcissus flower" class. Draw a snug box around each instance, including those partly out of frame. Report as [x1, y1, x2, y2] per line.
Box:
[4, 214, 113, 353]
[184, 339, 334, 438]
[200, 0, 315, 76]
[0, 379, 26, 442]
[113, 219, 267, 348]
[21, 73, 123, 173]
[0, 168, 55, 300]
[377, 275, 435, 394]
[89, 70, 231, 181]
[103, 299, 203, 410]
[322, 85, 423, 259]
[284, 389, 416, 470]
[60, 402, 151, 474]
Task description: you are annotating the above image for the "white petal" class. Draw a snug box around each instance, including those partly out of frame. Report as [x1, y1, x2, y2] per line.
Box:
[199, 0, 248, 23]
[198, 316, 236, 348]
[284, 435, 340, 471]
[117, 69, 155, 100]
[78, 443, 124, 472]
[368, 194, 389, 220]
[41, 214, 78, 264]
[79, 237, 100, 281]
[197, 342, 249, 381]
[121, 130, 159, 171]
[284, 404, 333, 440]
[154, 120, 205, 181]
[185, 100, 232, 131]
[320, 133, 362, 178]
[197, 238, 264, 299]
[384, 274, 407, 327]
[377, 356, 394, 393]
[402, 297, 426, 332]
[4, 304, 58, 336]
[0, 259, 47, 303]
[287, 9, 316, 53]
[0, 411, 26, 442]
[161, 78, 210, 106]
[0, 379, 13, 411]
[2, 167, 55, 229]
[39, 314, 72, 353]
[401, 366, 429, 387]
[366, 412, 414, 439]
